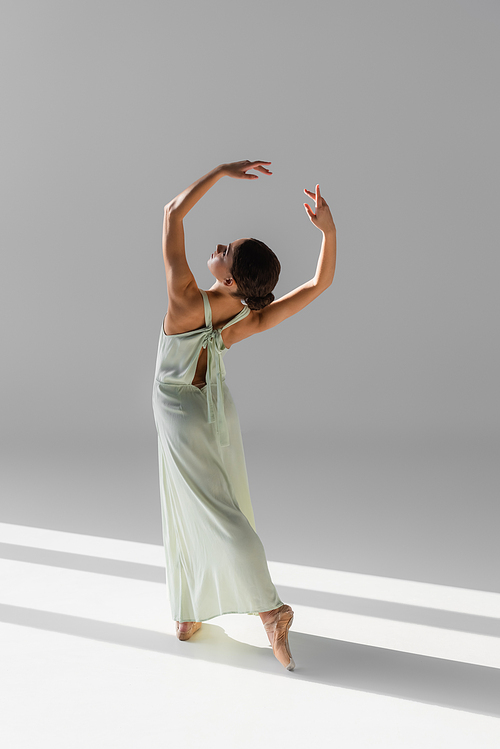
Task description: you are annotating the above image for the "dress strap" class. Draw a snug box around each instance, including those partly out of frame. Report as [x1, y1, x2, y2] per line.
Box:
[222, 304, 251, 330]
[199, 289, 212, 328]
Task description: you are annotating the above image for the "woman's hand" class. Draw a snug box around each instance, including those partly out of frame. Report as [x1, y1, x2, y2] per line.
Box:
[221, 160, 273, 179]
[304, 185, 336, 234]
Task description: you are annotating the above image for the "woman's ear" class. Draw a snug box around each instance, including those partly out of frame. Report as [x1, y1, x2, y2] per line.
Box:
[223, 277, 235, 287]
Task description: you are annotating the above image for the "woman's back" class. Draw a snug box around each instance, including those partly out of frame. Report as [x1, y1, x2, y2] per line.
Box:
[163, 287, 249, 336]
[156, 288, 251, 389]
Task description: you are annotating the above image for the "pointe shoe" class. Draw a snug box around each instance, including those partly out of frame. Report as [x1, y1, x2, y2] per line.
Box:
[175, 621, 202, 641]
[263, 604, 295, 671]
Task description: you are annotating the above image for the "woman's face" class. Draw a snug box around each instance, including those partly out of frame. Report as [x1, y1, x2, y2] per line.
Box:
[207, 239, 244, 283]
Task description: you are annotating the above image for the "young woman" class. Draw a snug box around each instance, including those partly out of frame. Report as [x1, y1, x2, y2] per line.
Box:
[152, 160, 336, 671]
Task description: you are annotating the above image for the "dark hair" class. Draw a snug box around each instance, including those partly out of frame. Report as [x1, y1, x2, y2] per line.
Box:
[229, 238, 281, 311]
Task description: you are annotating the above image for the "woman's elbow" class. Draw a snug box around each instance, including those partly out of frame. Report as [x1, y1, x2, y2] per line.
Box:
[314, 277, 334, 294]
[164, 198, 180, 213]
[324, 271, 336, 290]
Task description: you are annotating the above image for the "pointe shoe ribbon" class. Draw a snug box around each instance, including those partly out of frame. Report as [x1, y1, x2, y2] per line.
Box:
[263, 604, 295, 671]
[175, 621, 202, 641]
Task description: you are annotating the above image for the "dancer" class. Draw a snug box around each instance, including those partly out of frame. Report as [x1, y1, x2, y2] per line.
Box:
[152, 160, 336, 671]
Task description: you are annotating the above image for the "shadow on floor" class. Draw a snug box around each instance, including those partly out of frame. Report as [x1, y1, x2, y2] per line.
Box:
[1, 602, 499, 717]
[2, 543, 498, 638]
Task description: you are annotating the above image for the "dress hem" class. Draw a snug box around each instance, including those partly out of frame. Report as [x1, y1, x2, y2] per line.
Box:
[174, 600, 284, 623]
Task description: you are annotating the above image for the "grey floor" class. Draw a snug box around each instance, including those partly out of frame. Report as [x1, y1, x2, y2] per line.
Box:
[2, 426, 500, 746]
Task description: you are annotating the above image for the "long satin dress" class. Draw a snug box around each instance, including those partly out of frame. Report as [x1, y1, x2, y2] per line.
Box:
[152, 289, 283, 623]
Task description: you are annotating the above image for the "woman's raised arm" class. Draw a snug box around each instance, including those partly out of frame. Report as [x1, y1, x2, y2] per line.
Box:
[165, 165, 225, 221]
[253, 185, 337, 333]
[165, 160, 272, 220]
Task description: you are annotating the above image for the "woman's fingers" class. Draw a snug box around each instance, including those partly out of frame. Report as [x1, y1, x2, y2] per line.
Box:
[253, 165, 273, 175]
[239, 161, 272, 178]
[304, 186, 321, 199]
[249, 160, 272, 173]
[225, 160, 273, 179]
[305, 186, 327, 206]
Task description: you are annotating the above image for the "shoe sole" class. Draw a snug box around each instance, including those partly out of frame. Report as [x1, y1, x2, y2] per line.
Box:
[283, 613, 295, 671]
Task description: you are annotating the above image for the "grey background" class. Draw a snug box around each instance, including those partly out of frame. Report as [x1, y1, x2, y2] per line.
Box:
[1, 2, 499, 593]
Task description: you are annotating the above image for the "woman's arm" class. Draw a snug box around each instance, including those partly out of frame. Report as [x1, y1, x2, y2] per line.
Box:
[165, 165, 225, 220]
[165, 160, 272, 220]
[251, 233, 335, 334]
[227, 187, 336, 346]
[161, 165, 226, 297]
[255, 185, 336, 332]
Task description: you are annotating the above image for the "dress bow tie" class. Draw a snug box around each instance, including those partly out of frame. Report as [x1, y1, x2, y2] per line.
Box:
[201, 327, 229, 447]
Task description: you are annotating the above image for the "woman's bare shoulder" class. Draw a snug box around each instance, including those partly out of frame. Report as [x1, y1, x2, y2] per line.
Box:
[222, 309, 261, 348]
[163, 285, 205, 335]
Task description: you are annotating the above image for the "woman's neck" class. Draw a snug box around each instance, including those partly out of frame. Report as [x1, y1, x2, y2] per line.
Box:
[207, 282, 245, 311]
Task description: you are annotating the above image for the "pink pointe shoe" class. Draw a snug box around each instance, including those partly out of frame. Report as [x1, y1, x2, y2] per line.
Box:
[263, 604, 295, 671]
[175, 621, 202, 641]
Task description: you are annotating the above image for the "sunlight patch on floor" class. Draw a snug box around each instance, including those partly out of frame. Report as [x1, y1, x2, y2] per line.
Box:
[1, 523, 499, 667]
[2, 523, 500, 749]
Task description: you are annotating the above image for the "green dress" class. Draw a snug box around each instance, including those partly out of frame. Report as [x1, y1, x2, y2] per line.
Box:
[152, 289, 284, 623]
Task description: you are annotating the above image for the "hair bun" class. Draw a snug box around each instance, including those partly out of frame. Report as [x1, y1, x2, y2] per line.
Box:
[245, 292, 275, 311]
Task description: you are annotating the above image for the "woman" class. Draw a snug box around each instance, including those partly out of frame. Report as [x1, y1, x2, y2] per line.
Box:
[152, 160, 336, 671]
